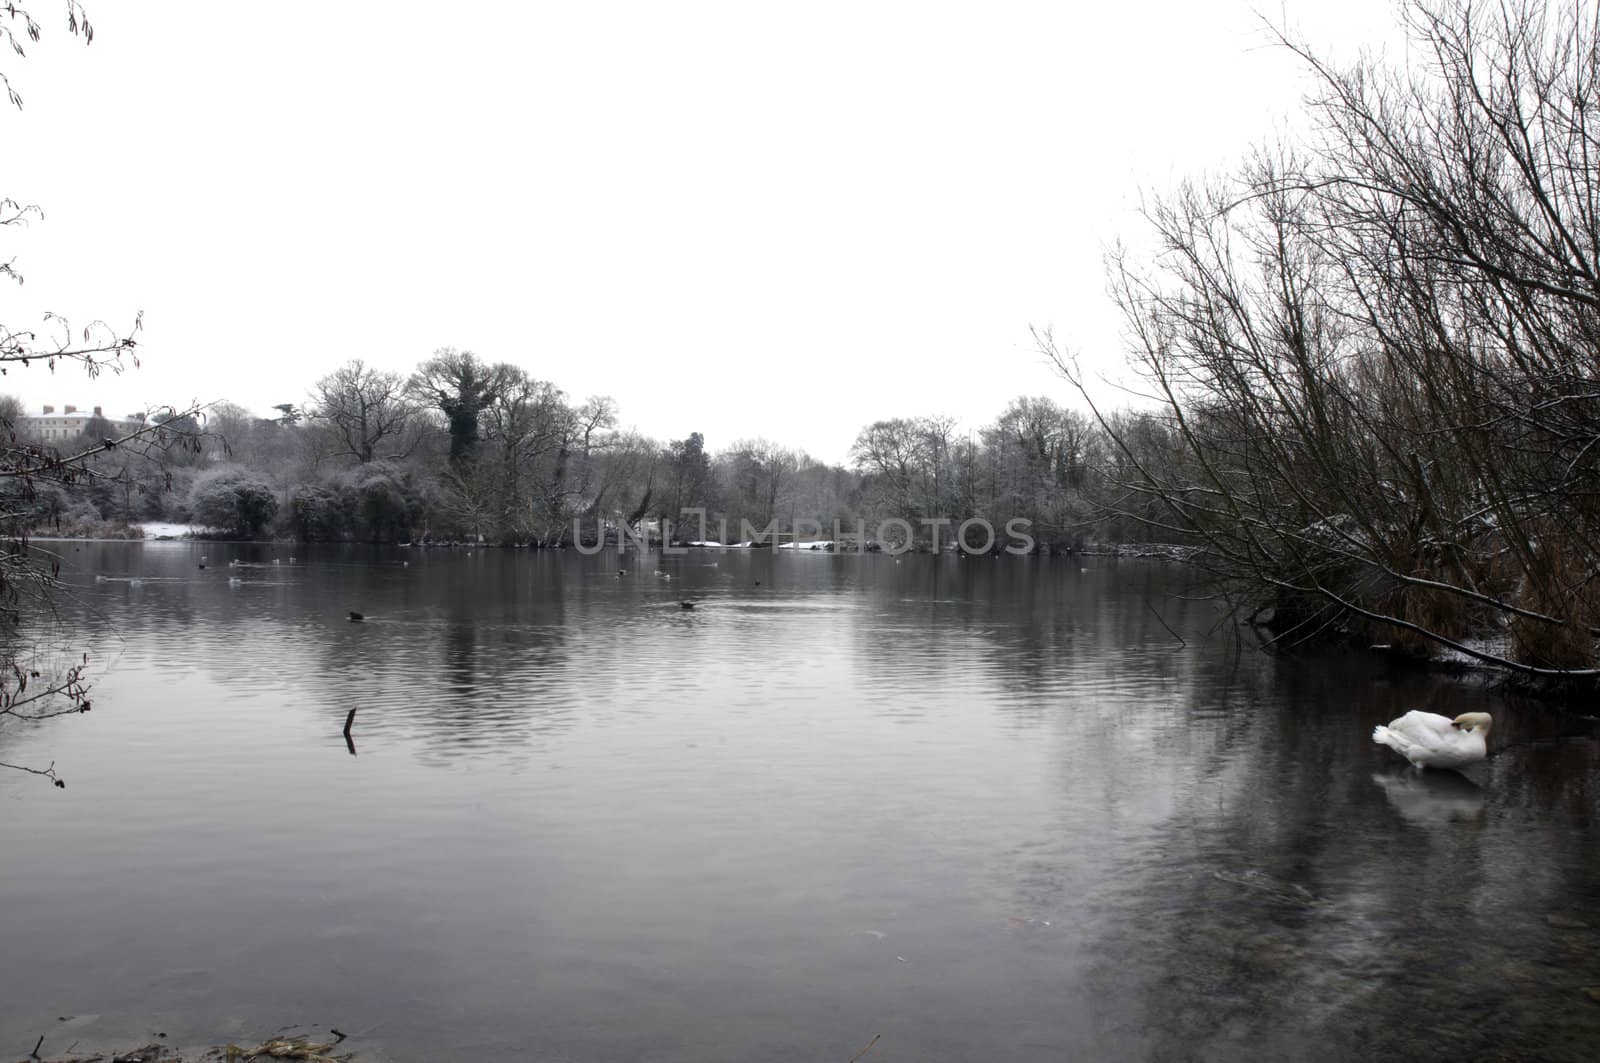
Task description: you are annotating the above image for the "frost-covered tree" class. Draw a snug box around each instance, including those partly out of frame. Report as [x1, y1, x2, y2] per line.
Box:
[188, 468, 278, 539]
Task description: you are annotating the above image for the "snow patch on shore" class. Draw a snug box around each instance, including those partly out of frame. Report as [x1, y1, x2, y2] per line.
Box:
[134, 521, 207, 539]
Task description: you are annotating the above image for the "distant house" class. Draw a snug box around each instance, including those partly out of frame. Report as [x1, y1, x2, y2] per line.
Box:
[20, 404, 146, 442]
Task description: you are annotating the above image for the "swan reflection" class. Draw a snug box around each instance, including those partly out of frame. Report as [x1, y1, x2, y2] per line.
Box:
[1372, 768, 1486, 829]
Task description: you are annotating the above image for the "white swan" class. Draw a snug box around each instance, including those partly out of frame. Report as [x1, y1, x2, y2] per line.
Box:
[1372, 711, 1492, 769]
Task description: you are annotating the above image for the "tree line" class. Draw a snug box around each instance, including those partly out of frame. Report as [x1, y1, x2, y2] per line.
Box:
[4, 345, 1180, 553]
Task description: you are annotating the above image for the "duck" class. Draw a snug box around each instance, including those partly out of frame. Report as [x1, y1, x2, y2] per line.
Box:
[680, 600, 695, 610]
[348, 611, 365, 623]
[1372, 711, 1492, 769]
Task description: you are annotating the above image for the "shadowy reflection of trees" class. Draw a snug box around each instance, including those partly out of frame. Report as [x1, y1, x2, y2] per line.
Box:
[857, 556, 1229, 726]
[1035, 657, 1600, 1061]
[62, 543, 589, 763]
[322, 551, 579, 761]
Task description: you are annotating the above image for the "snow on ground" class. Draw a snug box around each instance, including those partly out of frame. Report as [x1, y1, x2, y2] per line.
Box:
[133, 521, 207, 539]
[1432, 635, 1515, 670]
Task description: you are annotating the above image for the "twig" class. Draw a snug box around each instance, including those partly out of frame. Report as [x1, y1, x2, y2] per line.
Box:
[343, 707, 357, 738]
[847, 1033, 880, 1063]
[0, 759, 64, 787]
[1145, 602, 1187, 647]
[30, 1033, 43, 1059]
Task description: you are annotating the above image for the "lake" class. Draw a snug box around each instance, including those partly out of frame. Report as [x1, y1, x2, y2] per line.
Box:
[2, 544, 1598, 1061]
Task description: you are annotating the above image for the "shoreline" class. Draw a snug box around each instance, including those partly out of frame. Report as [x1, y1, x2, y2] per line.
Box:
[15, 1029, 360, 1063]
[36, 529, 1198, 557]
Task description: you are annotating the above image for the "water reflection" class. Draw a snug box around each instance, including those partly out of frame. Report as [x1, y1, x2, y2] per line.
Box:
[0, 547, 1597, 1061]
[1371, 769, 1486, 830]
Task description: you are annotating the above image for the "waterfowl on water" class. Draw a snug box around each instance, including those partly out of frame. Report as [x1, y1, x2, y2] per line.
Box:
[680, 600, 695, 610]
[348, 611, 365, 622]
[1373, 711, 1492, 770]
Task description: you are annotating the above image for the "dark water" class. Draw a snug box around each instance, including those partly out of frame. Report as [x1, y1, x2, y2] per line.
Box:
[2, 544, 1598, 1061]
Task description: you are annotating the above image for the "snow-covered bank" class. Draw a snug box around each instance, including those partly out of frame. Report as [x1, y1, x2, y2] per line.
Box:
[1078, 542, 1199, 560]
[133, 521, 207, 539]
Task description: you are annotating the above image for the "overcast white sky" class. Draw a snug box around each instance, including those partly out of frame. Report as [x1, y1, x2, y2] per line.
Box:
[4, 1, 1403, 463]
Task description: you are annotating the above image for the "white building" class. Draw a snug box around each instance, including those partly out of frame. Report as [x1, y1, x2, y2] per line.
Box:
[21, 405, 146, 442]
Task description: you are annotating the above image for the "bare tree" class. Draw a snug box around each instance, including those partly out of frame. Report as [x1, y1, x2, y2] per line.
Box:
[721, 438, 799, 532]
[591, 428, 658, 541]
[978, 397, 1099, 547]
[310, 360, 418, 465]
[566, 396, 619, 509]
[539, 395, 618, 543]
[1051, 0, 1600, 683]
[849, 415, 961, 539]
[478, 366, 567, 540]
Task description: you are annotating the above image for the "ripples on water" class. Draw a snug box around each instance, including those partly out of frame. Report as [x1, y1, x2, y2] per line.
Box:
[1, 544, 1598, 1061]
